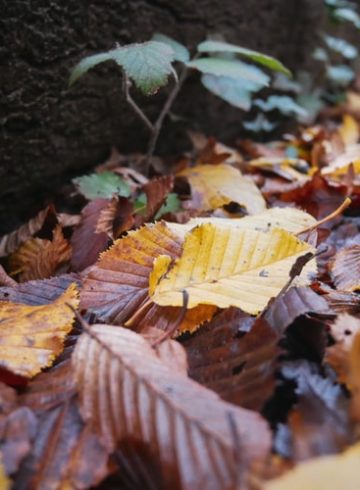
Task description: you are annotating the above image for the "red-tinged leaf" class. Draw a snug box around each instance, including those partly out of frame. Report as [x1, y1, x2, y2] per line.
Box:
[16, 362, 109, 489]
[282, 361, 353, 461]
[0, 266, 16, 288]
[183, 309, 279, 411]
[137, 175, 174, 224]
[9, 225, 72, 282]
[80, 222, 215, 334]
[0, 205, 56, 258]
[0, 274, 81, 306]
[264, 287, 332, 335]
[73, 324, 272, 488]
[323, 288, 360, 315]
[330, 245, 360, 291]
[142, 327, 188, 374]
[95, 196, 134, 240]
[71, 199, 111, 271]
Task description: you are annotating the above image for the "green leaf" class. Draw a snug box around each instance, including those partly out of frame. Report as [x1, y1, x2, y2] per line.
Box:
[243, 114, 277, 133]
[254, 95, 308, 118]
[70, 41, 177, 94]
[333, 7, 360, 27]
[312, 47, 329, 63]
[197, 40, 292, 77]
[152, 33, 190, 62]
[134, 192, 147, 215]
[155, 193, 181, 219]
[323, 35, 358, 59]
[326, 64, 355, 86]
[187, 58, 270, 87]
[73, 172, 131, 200]
[201, 74, 257, 110]
[296, 93, 324, 123]
[272, 73, 301, 93]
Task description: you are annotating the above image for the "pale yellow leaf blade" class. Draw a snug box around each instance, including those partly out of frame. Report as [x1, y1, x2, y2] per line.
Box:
[150, 225, 315, 314]
[167, 207, 317, 240]
[178, 163, 266, 214]
[265, 442, 360, 490]
[0, 284, 79, 377]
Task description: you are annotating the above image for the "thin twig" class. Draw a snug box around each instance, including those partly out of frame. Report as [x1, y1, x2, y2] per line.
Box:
[123, 74, 154, 132]
[145, 66, 189, 171]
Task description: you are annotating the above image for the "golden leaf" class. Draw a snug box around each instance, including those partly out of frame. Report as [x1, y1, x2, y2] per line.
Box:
[338, 114, 359, 147]
[178, 163, 266, 214]
[265, 442, 360, 490]
[0, 455, 10, 490]
[167, 207, 317, 239]
[150, 225, 315, 314]
[0, 284, 79, 377]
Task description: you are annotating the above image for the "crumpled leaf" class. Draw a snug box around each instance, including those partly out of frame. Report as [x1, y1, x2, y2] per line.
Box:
[330, 245, 360, 291]
[150, 224, 316, 314]
[167, 207, 317, 239]
[9, 225, 71, 282]
[0, 284, 79, 377]
[265, 442, 360, 490]
[0, 206, 55, 258]
[178, 163, 266, 214]
[73, 171, 131, 200]
[80, 222, 215, 333]
[73, 324, 272, 488]
[70, 41, 177, 94]
[184, 310, 279, 411]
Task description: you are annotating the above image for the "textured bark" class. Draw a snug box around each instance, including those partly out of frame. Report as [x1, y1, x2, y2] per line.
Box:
[0, 0, 324, 233]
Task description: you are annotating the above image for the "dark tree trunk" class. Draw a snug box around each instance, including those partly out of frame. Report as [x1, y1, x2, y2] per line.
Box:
[0, 0, 324, 233]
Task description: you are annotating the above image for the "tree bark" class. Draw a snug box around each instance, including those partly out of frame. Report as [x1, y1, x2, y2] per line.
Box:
[0, 0, 324, 233]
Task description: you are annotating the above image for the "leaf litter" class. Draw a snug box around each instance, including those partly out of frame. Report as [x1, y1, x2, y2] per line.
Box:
[1, 91, 360, 490]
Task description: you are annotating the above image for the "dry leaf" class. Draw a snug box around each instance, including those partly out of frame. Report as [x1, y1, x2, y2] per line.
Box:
[338, 114, 359, 147]
[73, 324, 272, 488]
[167, 207, 317, 239]
[95, 196, 134, 240]
[265, 442, 360, 490]
[0, 266, 16, 288]
[80, 222, 215, 333]
[330, 245, 360, 291]
[0, 284, 79, 377]
[9, 225, 71, 281]
[150, 224, 316, 314]
[178, 163, 266, 214]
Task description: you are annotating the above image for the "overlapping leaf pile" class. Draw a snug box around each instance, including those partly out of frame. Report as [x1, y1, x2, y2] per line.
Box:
[1, 98, 360, 489]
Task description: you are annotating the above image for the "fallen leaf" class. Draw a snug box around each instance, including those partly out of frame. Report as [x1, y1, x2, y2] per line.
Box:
[178, 163, 266, 214]
[138, 175, 174, 223]
[338, 114, 359, 147]
[95, 196, 134, 240]
[0, 266, 16, 288]
[265, 441, 360, 490]
[0, 284, 79, 377]
[183, 310, 279, 410]
[73, 324, 272, 488]
[330, 245, 360, 291]
[0, 458, 10, 490]
[80, 222, 215, 333]
[73, 171, 131, 200]
[9, 225, 71, 282]
[150, 224, 316, 314]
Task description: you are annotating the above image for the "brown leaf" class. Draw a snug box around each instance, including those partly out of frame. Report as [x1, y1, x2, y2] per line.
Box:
[0, 273, 81, 306]
[80, 222, 215, 333]
[0, 206, 56, 258]
[183, 309, 279, 411]
[95, 196, 134, 240]
[0, 266, 16, 288]
[264, 287, 331, 335]
[16, 362, 109, 489]
[330, 245, 360, 291]
[142, 327, 188, 374]
[71, 199, 111, 271]
[73, 324, 272, 488]
[9, 225, 71, 282]
[138, 175, 174, 223]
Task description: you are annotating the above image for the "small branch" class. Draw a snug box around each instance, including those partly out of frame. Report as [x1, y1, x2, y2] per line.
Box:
[123, 74, 154, 132]
[145, 66, 189, 171]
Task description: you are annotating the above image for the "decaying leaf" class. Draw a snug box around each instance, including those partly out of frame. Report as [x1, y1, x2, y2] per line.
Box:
[167, 206, 317, 239]
[0, 284, 79, 377]
[178, 163, 266, 214]
[150, 224, 316, 314]
[80, 222, 215, 333]
[73, 324, 272, 488]
[265, 442, 360, 490]
[0, 266, 16, 288]
[9, 226, 71, 282]
[330, 245, 360, 291]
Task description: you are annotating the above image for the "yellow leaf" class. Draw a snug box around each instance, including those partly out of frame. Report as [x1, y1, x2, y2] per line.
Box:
[265, 442, 360, 490]
[167, 207, 317, 239]
[249, 157, 311, 183]
[338, 114, 359, 147]
[178, 163, 266, 214]
[321, 143, 360, 179]
[0, 284, 79, 377]
[150, 225, 315, 314]
[0, 455, 10, 490]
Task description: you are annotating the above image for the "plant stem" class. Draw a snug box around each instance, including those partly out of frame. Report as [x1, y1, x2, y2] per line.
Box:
[145, 66, 189, 171]
[123, 74, 153, 132]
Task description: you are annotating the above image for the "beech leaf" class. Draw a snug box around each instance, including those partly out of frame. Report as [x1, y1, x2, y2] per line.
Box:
[73, 172, 131, 200]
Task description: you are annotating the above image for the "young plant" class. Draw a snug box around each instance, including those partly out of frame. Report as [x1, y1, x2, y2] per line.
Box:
[69, 35, 290, 170]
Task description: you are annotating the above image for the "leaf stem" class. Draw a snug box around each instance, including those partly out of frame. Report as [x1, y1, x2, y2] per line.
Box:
[123, 74, 154, 132]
